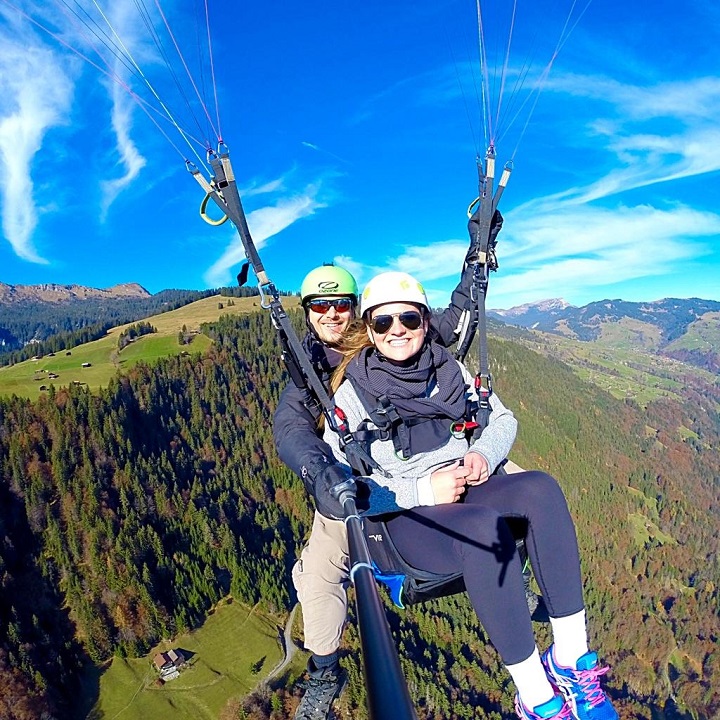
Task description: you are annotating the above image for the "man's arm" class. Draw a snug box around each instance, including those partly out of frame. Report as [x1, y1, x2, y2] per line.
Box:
[273, 381, 334, 487]
[429, 209, 503, 348]
[273, 381, 352, 519]
[429, 262, 474, 347]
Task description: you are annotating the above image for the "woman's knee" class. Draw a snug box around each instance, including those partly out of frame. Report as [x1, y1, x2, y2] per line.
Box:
[514, 470, 568, 508]
[449, 506, 516, 559]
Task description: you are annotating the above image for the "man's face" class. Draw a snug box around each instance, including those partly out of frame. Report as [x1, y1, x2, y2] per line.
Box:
[305, 296, 355, 346]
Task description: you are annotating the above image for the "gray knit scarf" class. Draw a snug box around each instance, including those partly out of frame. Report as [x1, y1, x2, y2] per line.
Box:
[345, 341, 467, 454]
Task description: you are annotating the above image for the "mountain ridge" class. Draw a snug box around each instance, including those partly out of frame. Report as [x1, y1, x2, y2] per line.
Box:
[0, 281, 151, 304]
[488, 296, 720, 372]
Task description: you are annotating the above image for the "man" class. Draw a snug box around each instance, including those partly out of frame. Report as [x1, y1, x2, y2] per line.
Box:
[274, 215, 503, 719]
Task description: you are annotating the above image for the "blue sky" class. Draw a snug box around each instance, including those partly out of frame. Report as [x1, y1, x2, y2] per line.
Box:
[0, 0, 718, 310]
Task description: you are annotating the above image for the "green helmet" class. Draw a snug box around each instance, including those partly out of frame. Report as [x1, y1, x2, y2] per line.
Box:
[300, 263, 358, 305]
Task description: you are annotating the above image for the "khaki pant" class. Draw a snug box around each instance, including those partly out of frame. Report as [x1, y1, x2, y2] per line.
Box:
[292, 511, 350, 655]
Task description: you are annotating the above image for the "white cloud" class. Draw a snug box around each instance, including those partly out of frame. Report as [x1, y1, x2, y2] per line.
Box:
[330, 241, 470, 309]
[332, 255, 370, 290]
[487, 202, 720, 307]
[203, 186, 327, 287]
[548, 73, 720, 121]
[0, 0, 156, 258]
[538, 74, 720, 204]
[0, 33, 74, 263]
[241, 177, 286, 197]
[100, 81, 147, 218]
[97, 1, 151, 217]
[336, 202, 720, 309]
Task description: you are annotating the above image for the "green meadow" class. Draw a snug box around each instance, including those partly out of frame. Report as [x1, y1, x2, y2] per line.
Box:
[83, 599, 302, 720]
[0, 294, 300, 400]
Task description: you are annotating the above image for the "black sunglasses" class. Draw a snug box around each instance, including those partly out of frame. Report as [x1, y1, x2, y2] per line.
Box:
[369, 310, 424, 334]
[307, 297, 354, 313]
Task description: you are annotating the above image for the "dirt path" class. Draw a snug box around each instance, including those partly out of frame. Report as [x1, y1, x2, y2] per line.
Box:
[265, 603, 300, 681]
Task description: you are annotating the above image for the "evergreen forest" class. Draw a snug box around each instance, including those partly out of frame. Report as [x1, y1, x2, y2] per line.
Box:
[0, 310, 718, 720]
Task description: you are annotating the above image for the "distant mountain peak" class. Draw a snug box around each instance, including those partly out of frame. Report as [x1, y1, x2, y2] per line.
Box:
[0, 282, 151, 304]
[492, 298, 571, 317]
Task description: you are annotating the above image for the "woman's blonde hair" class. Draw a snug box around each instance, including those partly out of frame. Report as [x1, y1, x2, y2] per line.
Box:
[330, 319, 373, 394]
[316, 320, 371, 431]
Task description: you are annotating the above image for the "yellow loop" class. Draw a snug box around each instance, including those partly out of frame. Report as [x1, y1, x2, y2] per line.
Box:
[466, 196, 480, 219]
[200, 192, 229, 226]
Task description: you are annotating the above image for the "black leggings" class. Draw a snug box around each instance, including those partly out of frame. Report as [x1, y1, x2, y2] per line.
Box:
[384, 470, 584, 665]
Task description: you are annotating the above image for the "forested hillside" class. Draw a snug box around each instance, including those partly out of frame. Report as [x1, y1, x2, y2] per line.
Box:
[0, 311, 717, 720]
[0, 286, 267, 365]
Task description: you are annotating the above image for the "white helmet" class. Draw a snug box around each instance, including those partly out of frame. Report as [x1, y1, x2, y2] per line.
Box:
[359, 271, 430, 317]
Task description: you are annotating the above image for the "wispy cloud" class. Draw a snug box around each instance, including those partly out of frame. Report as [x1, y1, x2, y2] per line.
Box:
[0, 0, 155, 259]
[203, 184, 327, 287]
[538, 74, 720, 204]
[336, 200, 720, 309]
[241, 177, 286, 197]
[549, 73, 720, 121]
[332, 240, 468, 303]
[97, 1, 150, 217]
[301, 140, 350, 165]
[100, 81, 147, 218]
[0, 30, 74, 263]
[486, 203, 720, 306]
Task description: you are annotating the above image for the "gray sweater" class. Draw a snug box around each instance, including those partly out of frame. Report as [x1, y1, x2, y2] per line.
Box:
[323, 361, 517, 515]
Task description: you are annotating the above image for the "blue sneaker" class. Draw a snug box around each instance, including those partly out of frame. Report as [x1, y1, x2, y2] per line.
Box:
[515, 694, 573, 720]
[542, 646, 619, 720]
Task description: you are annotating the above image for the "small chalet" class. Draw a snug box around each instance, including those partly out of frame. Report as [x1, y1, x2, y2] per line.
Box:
[153, 649, 186, 680]
[81, 362, 92, 368]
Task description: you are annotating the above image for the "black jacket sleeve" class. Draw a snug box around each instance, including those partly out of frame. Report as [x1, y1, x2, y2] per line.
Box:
[430, 208, 503, 347]
[272, 378, 339, 498]
[428, 261, 474, 348]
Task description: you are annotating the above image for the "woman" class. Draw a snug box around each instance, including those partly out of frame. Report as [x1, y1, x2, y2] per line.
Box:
[322, 271, 618, 720]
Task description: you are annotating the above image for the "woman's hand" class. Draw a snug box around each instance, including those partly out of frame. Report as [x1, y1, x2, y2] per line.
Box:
[463, 452, 490, 485]
[430, 461, 470, 504]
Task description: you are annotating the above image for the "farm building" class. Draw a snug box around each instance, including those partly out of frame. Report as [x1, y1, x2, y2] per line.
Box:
[152, 649, 186, 680]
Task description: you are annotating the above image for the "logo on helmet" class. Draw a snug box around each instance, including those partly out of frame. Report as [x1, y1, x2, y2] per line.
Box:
[317, 281, 340, 293]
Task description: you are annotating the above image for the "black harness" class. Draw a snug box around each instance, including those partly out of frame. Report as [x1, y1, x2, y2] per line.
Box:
[342, 376, 486, 607]
[346, 374, 480, 462]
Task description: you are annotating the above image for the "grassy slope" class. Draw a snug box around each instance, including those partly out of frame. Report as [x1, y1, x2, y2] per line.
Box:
[503, 328, 719, 409]
[0, 295, 300, 400]
[664, 310, 720, 352]
[595, 317, 662, 350]
[84, 600, 300, 720]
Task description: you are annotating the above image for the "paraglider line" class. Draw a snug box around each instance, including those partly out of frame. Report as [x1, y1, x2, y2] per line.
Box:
[152, 0, 220, 143]
[204, 0, 222, 142]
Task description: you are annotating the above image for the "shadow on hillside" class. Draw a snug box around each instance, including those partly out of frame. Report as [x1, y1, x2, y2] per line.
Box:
[176, 647, 196, 663]
[75, 661, 103, 720]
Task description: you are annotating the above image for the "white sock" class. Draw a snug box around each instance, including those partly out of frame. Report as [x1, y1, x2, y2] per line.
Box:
[506, 648, 555, 711]
[550, 610, 589, 667]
